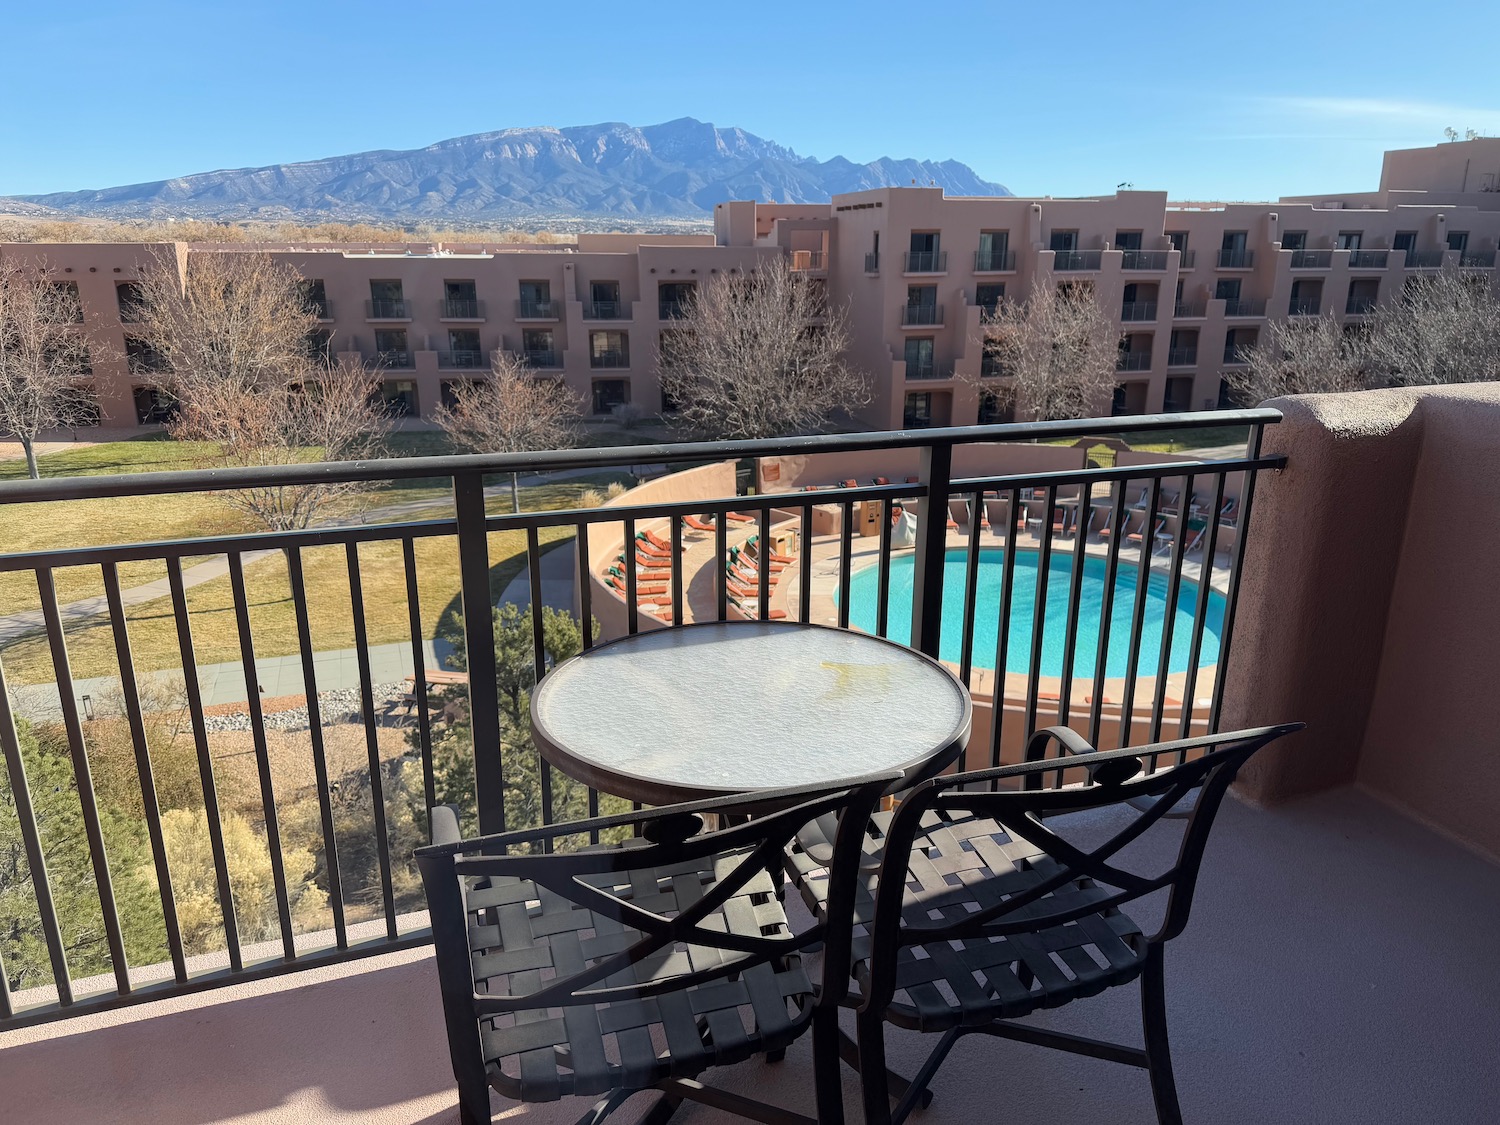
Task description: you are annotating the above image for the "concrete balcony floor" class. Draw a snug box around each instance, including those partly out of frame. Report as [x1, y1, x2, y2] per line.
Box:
[4, 784, 1497, 1125]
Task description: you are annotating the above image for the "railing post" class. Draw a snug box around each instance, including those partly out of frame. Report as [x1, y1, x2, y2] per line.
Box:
[909, 439, 953, 659]
[454, 471, 507, 834]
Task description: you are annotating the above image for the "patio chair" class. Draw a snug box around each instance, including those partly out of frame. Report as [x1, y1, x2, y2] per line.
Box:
[1126, 516, 1166, 549]
[1218, 497, 1238, 528]
[788, 724, 1302, 1125]
[683, 514, 717, 532]
[416, 774, 894, 1125]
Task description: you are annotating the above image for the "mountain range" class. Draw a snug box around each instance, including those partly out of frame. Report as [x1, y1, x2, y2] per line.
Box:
[5, 118, 1009, 226]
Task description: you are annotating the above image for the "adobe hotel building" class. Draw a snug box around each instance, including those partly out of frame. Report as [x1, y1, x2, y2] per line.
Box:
[5, 138, 1500, 433]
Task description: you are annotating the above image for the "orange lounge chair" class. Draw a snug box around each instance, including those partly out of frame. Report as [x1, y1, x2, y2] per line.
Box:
[636, 555, 674, 569]
[683, 515, 716, 532]
[1126, 516, 1167, 548]
[725, 511, 756, 523]
[643, 529, 676, 551]
[841, 479, 859, 489]
[873, 476, 890, 486]
[636, 539, 673, 558]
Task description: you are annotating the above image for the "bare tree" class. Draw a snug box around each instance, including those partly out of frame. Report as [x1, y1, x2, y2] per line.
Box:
[131, 250, 390, 530]
[0, 260, 96, 478]
[658, 257, 868, 438]
[1363, 272, 1500, 387]
[1225, 314, 1372, 404]
[432, 352, 580, 513]
[976, 281, 1122, 420]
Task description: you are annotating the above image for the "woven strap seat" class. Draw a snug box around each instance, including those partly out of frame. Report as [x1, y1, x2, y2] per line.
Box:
[460, 851, 812, 1103]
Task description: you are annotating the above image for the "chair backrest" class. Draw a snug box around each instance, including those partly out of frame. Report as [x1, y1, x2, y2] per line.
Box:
[417, 775, 893, 1023]
[858, 726, 1300, 1014]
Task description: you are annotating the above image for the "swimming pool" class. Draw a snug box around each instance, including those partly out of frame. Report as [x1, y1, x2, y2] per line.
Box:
[844, 548, 1224, 678]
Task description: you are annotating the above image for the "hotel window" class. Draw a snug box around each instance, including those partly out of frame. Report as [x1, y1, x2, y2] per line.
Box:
[975, 284, 1005, 316]
[590, 330, 629, 367]
[1167, 231, 1188, 252]
[1393, 231, 1418, 254]
[1214, 278, 1241, 301]
[591, 379, 629, 415]
[977, 230, 1009, 270]
[1281, 231, 1307, 251]
[1447, 231, 1470, 252]
[300, 279, 329, 318]
[1221, 231, 1247, 252]
[1049, 230, 1078, 253]
[377, 380, 418, 417]
[903, 392, 933, 428]
[1337, 231, 1362, 250]
[1114, 231, 1143, 251]
[977, 390, 1013, 425]
[116, 281, 145, 322]
[903, 337, 935, 378]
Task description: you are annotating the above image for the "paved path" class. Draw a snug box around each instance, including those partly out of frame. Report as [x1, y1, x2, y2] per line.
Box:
[496, 539, 578, 615]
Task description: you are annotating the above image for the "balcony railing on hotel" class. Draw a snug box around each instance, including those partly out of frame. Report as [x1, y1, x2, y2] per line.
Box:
[1223, 298, 1266, 317]
[974, 249, 1016, 272]
[903, 250, 947, 273]
[0, 409, 1284, 1030]
[365, 298, 411, 319]
[1173, 300, 1207, 318]
[864, 252, 879, 273]
[1167, 346, 1198, 366]
[901, 304, 943, 326]
[583, 301, 629, 320]
[1116, 350, 1152, 371]
[1348, 250, 1389, 269]
[305, 298, 332, 320]
[1217, 249, 1254, 269]
[590, 349, 630, 369]
[517, 299, 558, 320]
[438, 350, 487, 369]
[1053, 250, 1102, 271]
[1288, 250, 1332, 269]
[1288, 298, 1320, 316]
[440, 298, 484, 320]
[1460, 251, 1497, 269]
[1403, 250, 1445, 268]
[372, 349, 413, 368]
[789, 251, 826, 271]
[658, 300, 689, 320]
[1176, 250, 1196, 269]
[522, 349, 559, 368]
[1120, 301, 1158, 322]
[1120, 250, 1169, 270]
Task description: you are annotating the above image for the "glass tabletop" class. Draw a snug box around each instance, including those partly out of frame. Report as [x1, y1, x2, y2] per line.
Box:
[530, 620, 971, 804]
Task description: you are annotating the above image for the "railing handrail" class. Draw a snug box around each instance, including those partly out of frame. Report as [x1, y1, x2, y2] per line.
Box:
[0, 409, 1285, 506]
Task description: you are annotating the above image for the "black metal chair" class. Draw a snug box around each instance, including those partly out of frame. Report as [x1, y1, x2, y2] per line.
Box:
[415, 771, 895, 1125]
[788, 723, 1302, 1125]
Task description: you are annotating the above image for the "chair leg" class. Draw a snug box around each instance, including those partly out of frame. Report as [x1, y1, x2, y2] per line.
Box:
[1141, 946, 1184, 1125]
[857, 1011, 894, 1125]
[811, 1009, 845, 1125]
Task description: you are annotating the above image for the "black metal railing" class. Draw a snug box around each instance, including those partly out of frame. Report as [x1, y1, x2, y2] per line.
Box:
[438, 350, 487, 369]
[974, 249, 1016, 272]
[1223, 344, 1252, 364]
[1403, 250, 1445, 268]
[517, 299, 557, 319]
[903, 250, 947, 273]
[1121, 250, 1169, 270]
[305, 299, 333, 320]
[589, 350, 629, 369]
[1223, 298, 1266, 317]
[583, 300, 629, 320]
[658, 300, 689, 320]
[0, 409, 1283, 1030]
[440, 299, 484, 319]
[1289, 250, 1332, 269]
[1173, 301, 1206, 318]
[1120, 301, 1158, 322]
[1176, 250, 1196, 269]
[365, 298, 411, 319]
[1116, 350, 1152, 371]
[1348, 250, 1389, 269]
[1167, 346, 1198, 366]
[1345, 298, 1377, 315]
[522, 349, 559, 368]
[790, 251, 826, 271]
[1288, 298, 1321, 316]
[1217, 249, 1254, 269]
[1460, 251, 1496, 269]
[864, 252, 879, 273]
[1053, 250, 1102, 271]
[901, 304, 943, 326]
[372, 349, 413, 368]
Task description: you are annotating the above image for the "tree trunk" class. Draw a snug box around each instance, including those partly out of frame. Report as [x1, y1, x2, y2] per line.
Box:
[510, 471, 520, 514]
[21, 437, 39, 480]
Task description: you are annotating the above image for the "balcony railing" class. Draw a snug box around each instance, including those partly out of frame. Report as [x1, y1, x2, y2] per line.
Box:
[1289, 250, 1332, 269]
[1167, 346, 1198, 366]
[1217, 249, 1254, 269]
[901, 304, 944, 326]
[1176, 250, 1196, 269]
[522, 349, 559, 368]
[517, 299, 558, 320]
[905, 362, 948, 380]
[1403, 250, 1445, 268]
[0, 409, 1284, 1031]
[438, 350, 487, 369]
[864, 252, 879, 274]
[1345, 297, 1378, 316]
[1223, 298, 1267, 317]
[1116, 350, 1152, 371]
[365, 298, 411, 319]
[1173, 301, 1207, 318]
[658, 300, 689, 320]
[1120, 250, 1169, 270]
[1460, 251, 1496, 269]
[903, 250, 948, 273]
[1120, 301, 1158, 322]
[1288, 298, 1321, 316]
[1223, 345, 1252, 364]
[371, 349, 413, 368]
[974, 249, 1016, 272]
[789, 251, 826, 271]
[1348, 250, 1389, 269]
[305, 299, 332, 320]
[1053, 250, 1102, 271]
[440, 298, 484, 319]
[590, 349, 630, 369]
[583, 300, 629, 320]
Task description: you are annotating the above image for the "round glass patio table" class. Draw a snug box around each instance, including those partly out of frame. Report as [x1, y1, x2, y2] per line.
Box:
[530, 620, 972, 805]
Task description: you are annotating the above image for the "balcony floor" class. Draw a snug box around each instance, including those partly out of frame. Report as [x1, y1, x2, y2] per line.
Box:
[4, 784, 1497, 1124]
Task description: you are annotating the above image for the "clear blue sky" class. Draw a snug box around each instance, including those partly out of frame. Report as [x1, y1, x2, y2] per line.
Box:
[4, 0, 1499, 203]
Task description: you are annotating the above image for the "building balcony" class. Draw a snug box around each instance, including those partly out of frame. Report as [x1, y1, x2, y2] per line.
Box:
[1460, 251, 1496, 269]
[1217, 249, 1254, 269]
[658, 300, 689, 321]
[437, 350, 488, 370]
[520, 349, 559, 368]
[439, 298, 484, 320]
[1403, 250, 1446, 268]
[590, 350, 630, 369]
[1176, 250, 1196, 269]
[370, 349, 413, 368]
[900, 304, 944, 327]
[973, 249, 1017, 272]
[365, 298, 411, 320]
[1120, 249, 1169, 270]
[1167, 346, 1198, 366]
[903, 250, 947, 274]
[789, 250, 826, 271]
[1116, 350, 1152, 371]
[583, 300, 630, 320]
[1288, 250, 1332, 269]
[305, 298, 333, 320]
[864, 252, 880, 274]
[1348, 250, 1389, 269]
[2, 393, 1498, 1125]
[1345, 298, 1378, 316]
[1173, 301, 1207, 319]
[1053, 250, 1102, 271]
[1223, 298, 1267, 318]
[1120, 300, 1158, 322]
[904, 362, 948, 380]
[1288, 299, 1321, 316]
[517, 299, 558, 320]
[1223, 345, 1251, 364]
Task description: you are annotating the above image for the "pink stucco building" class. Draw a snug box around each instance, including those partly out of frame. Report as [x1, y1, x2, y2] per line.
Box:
[3, 138, 1499, 432]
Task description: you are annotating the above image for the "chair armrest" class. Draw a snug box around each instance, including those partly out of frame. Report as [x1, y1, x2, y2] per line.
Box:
[429, 804, 464, 847]
[1025, 726, 1143, 787]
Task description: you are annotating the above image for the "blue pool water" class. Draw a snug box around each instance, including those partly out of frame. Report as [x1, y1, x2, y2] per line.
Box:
[844, 549, 1224, 678]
